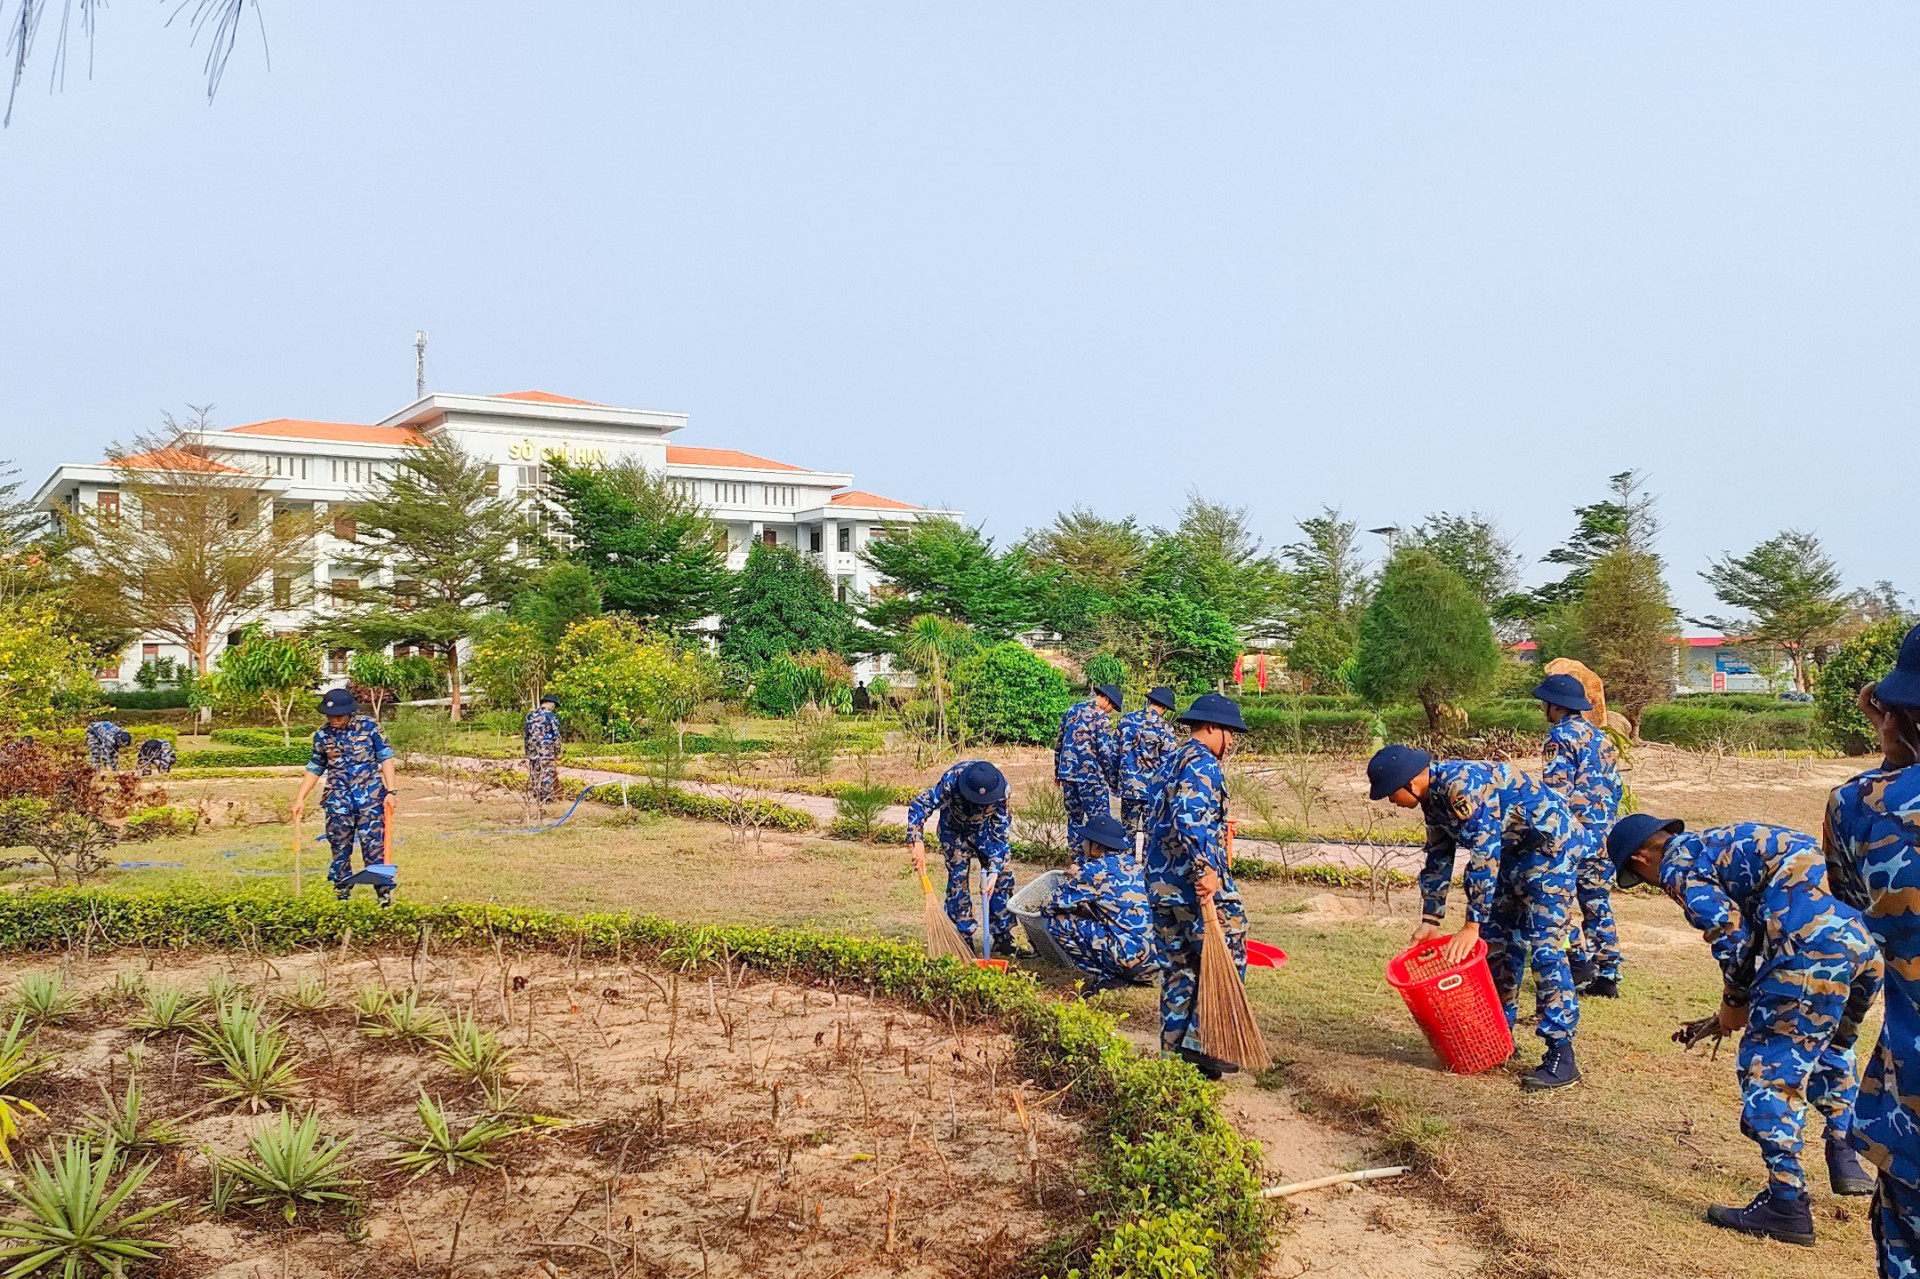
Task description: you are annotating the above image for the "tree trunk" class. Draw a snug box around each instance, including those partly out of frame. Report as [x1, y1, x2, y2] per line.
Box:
[447, 647, 463, 722]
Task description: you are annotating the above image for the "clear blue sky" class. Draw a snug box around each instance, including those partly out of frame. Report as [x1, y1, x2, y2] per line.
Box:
[5, 3, 1915, 618]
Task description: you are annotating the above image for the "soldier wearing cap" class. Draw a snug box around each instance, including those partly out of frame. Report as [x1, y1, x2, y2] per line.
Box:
[1116, 686, 1179, 838]
[908, 760, 1018, 955]
[1534, 672, 1626, 997]
[524, 693, 563, 802]
[1610, 814, 1880, 1245]
[1368, 743, 1587, 1090]
[291, 688, 397, 906]
[1143, 692, 1252, 1079]
[1054, 684, 1121, 854]
[85, 717, 131, 771]
[1039, 811, 1156, 989]
[1822, 621, 1920, 1276]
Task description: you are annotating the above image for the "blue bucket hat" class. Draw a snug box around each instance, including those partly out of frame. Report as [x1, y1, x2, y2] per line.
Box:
[956, 760, 1008, 806]
[1177, 692, 1248, 733]
[1606, 813, 1685, 889]
[1146, 685, 1176, 711]
[539, 693, 559, 707]
[1874, 623, 1920, 709]
[1081, 811, 1131, 852]
[1367, 745, 1433, 800]
[1093, 684, 1123, 711]
[318, 688, 359, 717]
[1531, 673, 1592, 713]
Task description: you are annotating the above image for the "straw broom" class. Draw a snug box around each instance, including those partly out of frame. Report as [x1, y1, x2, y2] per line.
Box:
[921, 869, 974, 962]
[1197, 892, 1272, 1072]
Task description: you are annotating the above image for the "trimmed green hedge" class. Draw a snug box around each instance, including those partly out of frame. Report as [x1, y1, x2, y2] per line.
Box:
[1242, 699, 1544, 753]
[178, 745, 315, 768]
[531, 774, 817, 834]
[50, 725, 180, 749]
[1671, 692, 1801, 713]
[102, 689, 192, 710]
[122, 805, 199, 840]
[1638, 703, 1817, 751]
[209, 727, 303, 748]
[0, 887, 1268, 1274]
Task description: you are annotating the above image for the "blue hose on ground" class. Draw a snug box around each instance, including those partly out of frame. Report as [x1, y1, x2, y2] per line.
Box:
[472, 784, 604, 835]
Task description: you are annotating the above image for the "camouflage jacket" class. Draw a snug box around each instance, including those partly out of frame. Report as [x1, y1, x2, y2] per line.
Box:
[1116, 708, 1178, 812]
[906, 761, 1012, 863]
[1540, 714, 1623, 833]
[306, 715, 394, 811]
[1042, 848, 1153, 937]
[1053, 700, 1117, 784]
[1418, 760, 1586, 925]
[523, 707, 562, 761]
[1143, 738, 1233, 893]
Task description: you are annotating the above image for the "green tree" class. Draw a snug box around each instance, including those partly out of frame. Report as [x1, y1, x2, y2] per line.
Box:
[345, 650, 398, 720]
[1020, 508, 1149, 596]
[1815, 618, 1910, 754]
[466, 617, 551, 713]
[720, 543, 855, 671]
[1096, 589, 1239, 693]
[207, 623, 323, 743]
[545, 617, 718, 742]
[1350, 549, 1499, 729]
[334, 438, 535, 722]
[952, 642, 1075, 744]
[1281, 508, 1367, 686]
[1574, 547, 1677, 728]
[0, 598, 100, 733]
[1502, 472, 1637, 623]
[1699, 529, 1847, 692]
[509, 561, 603, 646]
[545, 457, 728, 629]
[748, 650, 854, 716]
[896, 613, 979, 745]
[1149, 492, 1290, 636]
[1408, 512, 1522, 611]
[860, 519, 1039, 642]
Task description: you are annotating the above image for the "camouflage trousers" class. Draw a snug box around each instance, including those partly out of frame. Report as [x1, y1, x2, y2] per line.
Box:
[1044, 913, 1157, 986]
[1483, 848, 1580, 1045]
[1565, 831, 1622, 980]
[1059, 779, 1112, 853]
[940, 829, 1016, 954]
[88, 745, 120, 770]
[1875, 1171, 1920, 1279]
[1739, 922, 1883, 1194]
[325, 799, 391, 904]
[528, 756, 560, 802]
[1149, 883, 1248, 1055]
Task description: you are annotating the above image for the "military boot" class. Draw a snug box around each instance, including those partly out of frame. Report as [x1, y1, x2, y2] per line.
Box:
[1521, 1040, 1581, 1091]
[1584, 975, 1621, 998]
[1706, 1187, 1815, 1246]
[1569, 957, 1598, 991]
[1827, 1131, 1877, 1196]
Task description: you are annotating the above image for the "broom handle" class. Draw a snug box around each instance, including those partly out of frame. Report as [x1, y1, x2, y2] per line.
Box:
[292, 811, 301, 897]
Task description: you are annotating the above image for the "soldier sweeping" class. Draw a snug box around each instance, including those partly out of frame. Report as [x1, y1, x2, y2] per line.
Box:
[908, 760, 1018, 957]
[1610, 814, 1880, 1245]
[1116, 686, 1178, 838]
[1369, 744, 1587, 1091]
[1534, 672, 1625, 997]
[1823, 621, 1920, 1278]
[291, 688, 397, 906]
[1144, 692, 1249, 1079]
[1039, 811, 1156, 990]
[524, 693, 562, 802]
[1054, 683, 1120, 854]
[85, 718, 130, 770]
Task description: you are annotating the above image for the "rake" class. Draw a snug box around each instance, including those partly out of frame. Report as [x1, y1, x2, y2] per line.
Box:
[1198, 893, 1272, 1073]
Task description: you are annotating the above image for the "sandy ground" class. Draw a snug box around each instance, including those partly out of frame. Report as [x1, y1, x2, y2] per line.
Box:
[0, 949, 1085, 1278]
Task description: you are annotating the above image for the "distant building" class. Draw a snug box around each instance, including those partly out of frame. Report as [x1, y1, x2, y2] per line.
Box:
[1511, 635, 1793, 695]
[32, 390, 957, 686]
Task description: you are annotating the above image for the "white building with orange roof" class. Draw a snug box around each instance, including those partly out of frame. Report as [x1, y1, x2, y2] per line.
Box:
[32, 390, 957, 686]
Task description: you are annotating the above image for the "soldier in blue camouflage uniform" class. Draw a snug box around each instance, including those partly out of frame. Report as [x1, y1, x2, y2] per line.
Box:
[1145, 693, 1251, 1079]
[1116, 686, 1179, 838]
[1369, 744, 1586, 1090]
[291, 688, 397, 905]
[135, 738, 177, 776]
[85, 719, 130, 770]
[523, 693, 563, 802]
[1040, 811, 1157, 988]
[1535, 673, 1626, 997]
[1054, 684, 1120, 855]
[1609, 814, 1880, 1245]
[909, 760, 1017, 956]
[1823, 622, 1920, 1279]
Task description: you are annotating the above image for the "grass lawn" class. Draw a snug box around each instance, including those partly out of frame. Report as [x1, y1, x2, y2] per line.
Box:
[32, 760, 1888, 1278]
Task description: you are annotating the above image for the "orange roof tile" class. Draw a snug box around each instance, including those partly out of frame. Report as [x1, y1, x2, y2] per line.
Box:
[492, 391, 606, 407]
[107, 448, 245, 474]
[225, 419, 429, 446]
[830, 489, 919, 511]
[665, 445, 806, 473]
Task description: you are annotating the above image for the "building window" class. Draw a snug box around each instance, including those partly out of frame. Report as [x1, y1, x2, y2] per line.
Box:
[762, 529, 777, 547]
[837, 575, 853, 604]
[330, 578, 360, 604]
[762, 484, 796, 507]
[328, 648, 348, 676]
[273, 574, 294, 608]
[333, 512, 357, 542]
[96, 491, 120, 523]
[141, 643, 159, 663]
[837, 526, 851, 553]
[393, 578, 420, 609]
[809, 526, 822, 552]
[332, 459, 373, 486]
[270, 455, 310, 479]
[96, 656, 121, 678]
[712, 481, 750, 505]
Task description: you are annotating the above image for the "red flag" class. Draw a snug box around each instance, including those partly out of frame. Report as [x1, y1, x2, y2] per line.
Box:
[1232, 654, 1244, 685]
[1257, 653, 1268, 692]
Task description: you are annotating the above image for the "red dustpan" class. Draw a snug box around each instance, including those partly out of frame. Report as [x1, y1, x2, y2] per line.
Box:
[1245, 939, 1288, 968]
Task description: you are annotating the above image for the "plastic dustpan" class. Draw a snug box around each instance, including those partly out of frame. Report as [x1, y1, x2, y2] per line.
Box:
[1245, 939, 1288, 968]
[341, 864, 398, 887]
[973, 958, 1009, 972]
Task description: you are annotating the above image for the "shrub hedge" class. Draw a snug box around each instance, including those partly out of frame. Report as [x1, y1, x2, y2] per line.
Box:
[209, 727, 303, 749]
[178, 745, 315, 768]
[1638, 703, 1817, 751]
[122, 805, 199, 840]
[48, 725, 180, 749]
[534, 774, 817, 834]
[0, 887, 1268, 1275]
[101, 689, 192, 710]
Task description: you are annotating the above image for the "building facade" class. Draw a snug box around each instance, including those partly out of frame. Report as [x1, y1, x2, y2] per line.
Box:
[31, 390, 955, 686]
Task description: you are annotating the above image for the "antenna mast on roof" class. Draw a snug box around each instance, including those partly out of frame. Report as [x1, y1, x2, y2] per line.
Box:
[414, 330, 429, 399]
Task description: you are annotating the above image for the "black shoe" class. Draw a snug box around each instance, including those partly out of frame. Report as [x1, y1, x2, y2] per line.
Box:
[991, 935, 1023, 960]
[1570, 958, 1598, 990]
[1827, 1132, 1876, 1196]
[1706, 1187, 1815, 1246]
[1585, 976, 1620, 999]
[1521, 1041, 1581, 1091]
[1176, 1047, 1224, 1081]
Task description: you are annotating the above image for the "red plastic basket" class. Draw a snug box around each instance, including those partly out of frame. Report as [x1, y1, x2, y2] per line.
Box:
[1384, 936, 1513, 1075]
